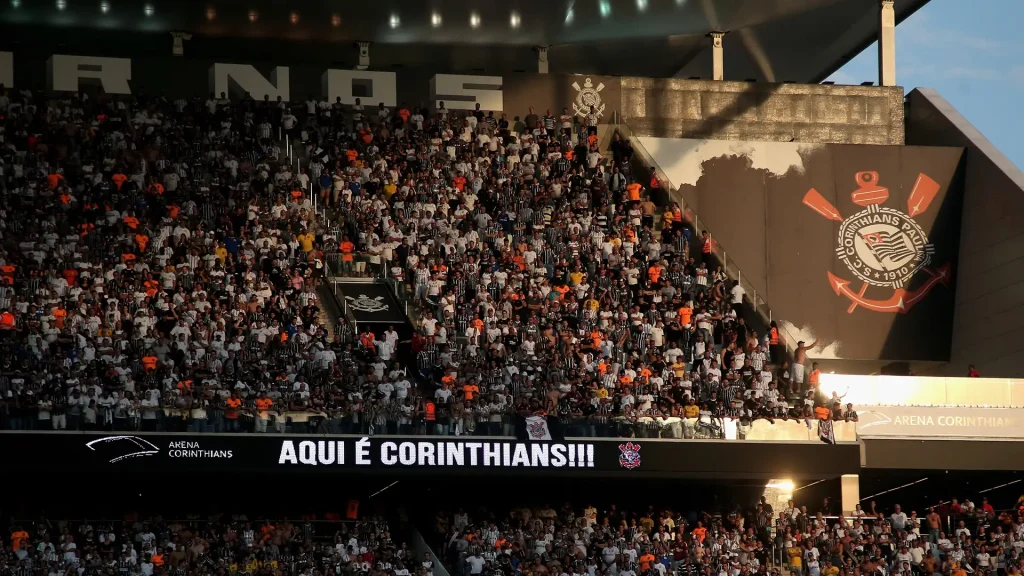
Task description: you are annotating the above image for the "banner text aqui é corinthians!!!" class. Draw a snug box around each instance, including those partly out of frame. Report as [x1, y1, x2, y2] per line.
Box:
[278, 438, 596, 468]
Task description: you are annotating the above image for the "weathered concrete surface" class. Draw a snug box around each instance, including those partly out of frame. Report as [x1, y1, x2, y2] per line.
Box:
[621, 78, 904, 145]
[905, 88, 1024, 378]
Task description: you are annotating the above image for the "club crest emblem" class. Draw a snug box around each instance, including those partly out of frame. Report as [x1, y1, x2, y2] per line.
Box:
[527, 420, 548, 439]
[345, 294, 389, 313]
[618, 442, 641, 470]
[572, 77, 606, 118]
[803, 171, 950, 314]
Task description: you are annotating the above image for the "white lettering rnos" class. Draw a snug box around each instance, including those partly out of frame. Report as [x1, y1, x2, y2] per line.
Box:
[209, 64, 289, 101]
[278, 440, 345, 465]
[48, 55, 132, 94]
[0, 52, 12, 88]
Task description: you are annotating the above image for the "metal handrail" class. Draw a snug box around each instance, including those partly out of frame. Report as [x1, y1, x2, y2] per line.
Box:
[613, 121, 801, 360]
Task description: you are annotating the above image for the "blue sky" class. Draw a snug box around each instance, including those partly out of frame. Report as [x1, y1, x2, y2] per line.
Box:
[828, 0, 1024, 170]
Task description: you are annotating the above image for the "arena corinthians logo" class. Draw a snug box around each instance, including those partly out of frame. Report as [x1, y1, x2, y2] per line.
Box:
[802, 171, 950, 314]
[85, 436, 232, 463]
[85, 435, 161, 463]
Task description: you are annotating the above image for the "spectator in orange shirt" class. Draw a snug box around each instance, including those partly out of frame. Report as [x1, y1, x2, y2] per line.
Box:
[224, 392, 243, 432]
[47, 172, 64, 190]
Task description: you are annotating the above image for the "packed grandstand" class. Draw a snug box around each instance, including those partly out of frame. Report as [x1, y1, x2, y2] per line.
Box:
[0, 86, 853, 439]
[3, 493, 1022, 576]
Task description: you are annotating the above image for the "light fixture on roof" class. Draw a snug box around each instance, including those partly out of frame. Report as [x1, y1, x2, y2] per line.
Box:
[289, 11, 299, 24]
[206, 6, 216, 20]
[389, 13, 400, 28]
[509, 11, 520, 29]
[469, 11, 480, 28]
[100, 1, 109, 13]
[430, 11, 442, 27]
[636, 0, 647, 12]
[143, 4, 153, 16]
[56, 0, 66, 10]
[331, 13, 341, 27]
[598, 0, 611, 18]
[248, 9, 258, 22]
[11, 0, 20, 8]
[564, 8, 574, 25]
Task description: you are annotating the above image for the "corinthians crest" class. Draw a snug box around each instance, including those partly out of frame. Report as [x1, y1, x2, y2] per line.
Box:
[802, 171, 950, 314]
[345, 294, 389, 313]
[572, 77, 605, 118]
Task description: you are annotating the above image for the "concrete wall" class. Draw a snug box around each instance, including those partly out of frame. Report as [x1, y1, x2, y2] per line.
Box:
[905, 89, 1024, 378]
[621, 77, 904, 145]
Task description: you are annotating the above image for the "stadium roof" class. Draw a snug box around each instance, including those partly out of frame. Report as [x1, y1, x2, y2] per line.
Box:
[3, 0, 929, 81]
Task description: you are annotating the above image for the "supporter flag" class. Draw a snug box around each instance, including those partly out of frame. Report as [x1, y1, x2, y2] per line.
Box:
[818, 418, 836, 445]
[524, 416, 553, 441]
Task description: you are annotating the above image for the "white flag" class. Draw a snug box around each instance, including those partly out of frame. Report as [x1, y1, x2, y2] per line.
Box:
[818, 419, 836, 445]
[525, 416, 553, 441]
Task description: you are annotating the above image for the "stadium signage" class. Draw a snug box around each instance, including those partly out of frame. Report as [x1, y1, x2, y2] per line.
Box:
[854, 406, 1024, 439]
[0, 432, 861, 478]
[0, 51, 503, 111]
[277, 438, 596, 468]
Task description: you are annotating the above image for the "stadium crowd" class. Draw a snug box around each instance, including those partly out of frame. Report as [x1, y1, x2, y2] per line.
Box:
[0, 513, 423, 576]
[436, 497, 1024, 576]
[0, 84, 842, 438]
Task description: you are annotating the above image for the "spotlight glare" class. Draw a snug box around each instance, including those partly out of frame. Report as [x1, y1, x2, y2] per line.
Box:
[389, 13, 400, 28]
[469, 11, 480, 28]
[56, 0, 66, 10]
[100, 1, 109, 13]
[248, 10, 258, 22]
[431, 11, 442, 27]
[510, 11, 520, 28]
[636, 0, 648, 11]
[143, 4, 153, 16]
[599, 0, 611, 17]
[331, 13, 341, 27]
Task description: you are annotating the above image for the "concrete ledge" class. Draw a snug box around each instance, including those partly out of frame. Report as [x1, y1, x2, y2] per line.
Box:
[621, 78, 904, 145]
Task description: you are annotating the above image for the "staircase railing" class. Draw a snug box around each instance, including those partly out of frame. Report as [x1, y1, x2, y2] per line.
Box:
[614, 119, 802, 359]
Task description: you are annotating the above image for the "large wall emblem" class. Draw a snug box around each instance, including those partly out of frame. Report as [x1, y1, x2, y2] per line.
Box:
[572, 77, 605, 118]
[803, 171, 950, 314]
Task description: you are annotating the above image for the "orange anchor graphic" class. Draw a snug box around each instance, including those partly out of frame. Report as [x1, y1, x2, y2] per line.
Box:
[802, 171, 950, 314]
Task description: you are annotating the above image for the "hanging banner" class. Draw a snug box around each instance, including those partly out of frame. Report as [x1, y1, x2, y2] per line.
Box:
[854, 406, 1024, 439]
[0, 432, 859, 479]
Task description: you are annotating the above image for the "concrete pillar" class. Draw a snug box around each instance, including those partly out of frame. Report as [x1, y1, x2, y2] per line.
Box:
[709, 32, 726, 81]
[841, 474, 860, 516]
[356, 41, 370, 71]
[878, 0, 896, 86]
[535, 46, 549, 74]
